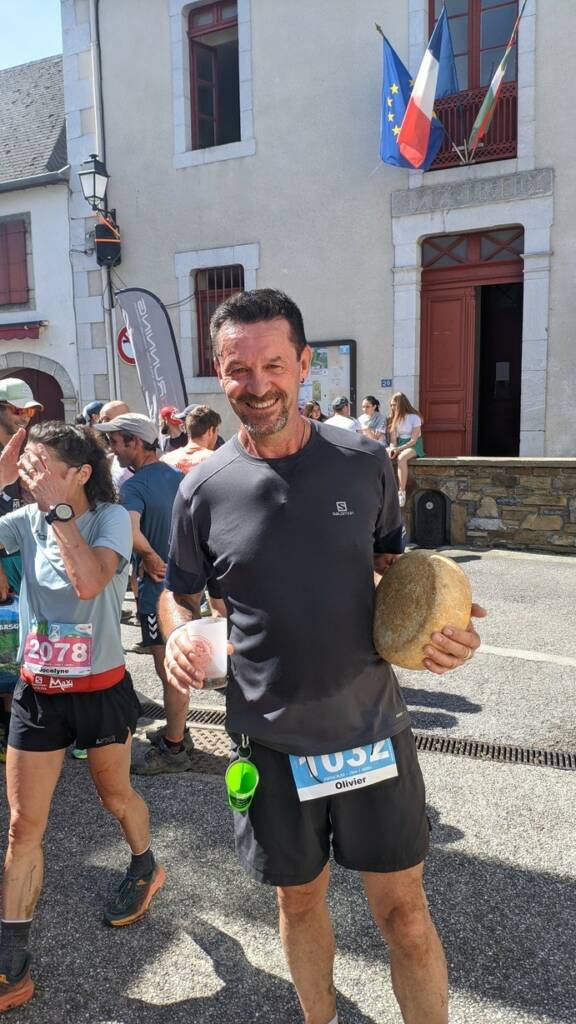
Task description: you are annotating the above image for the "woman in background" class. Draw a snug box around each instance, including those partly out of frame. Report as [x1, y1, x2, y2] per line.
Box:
[387, 392, 425, 508]
[359, 396, 387, 444]
[302, 401, 326, 422]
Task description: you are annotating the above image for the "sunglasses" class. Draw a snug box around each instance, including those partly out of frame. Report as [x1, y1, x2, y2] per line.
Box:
[0, 403, 37, 418]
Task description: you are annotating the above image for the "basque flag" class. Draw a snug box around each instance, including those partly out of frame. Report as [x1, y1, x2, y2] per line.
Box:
[398, 8, 459, 168]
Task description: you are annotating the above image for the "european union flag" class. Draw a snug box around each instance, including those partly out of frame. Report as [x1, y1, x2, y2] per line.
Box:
[379, 37, 444, 170]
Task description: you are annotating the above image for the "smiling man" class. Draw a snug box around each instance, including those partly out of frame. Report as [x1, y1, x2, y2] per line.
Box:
[159, 289, 484, 1024]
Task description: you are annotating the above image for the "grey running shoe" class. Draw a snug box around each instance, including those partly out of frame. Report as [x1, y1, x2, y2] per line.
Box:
[131, 737, 194, 775]
[145, 723, 194, 753]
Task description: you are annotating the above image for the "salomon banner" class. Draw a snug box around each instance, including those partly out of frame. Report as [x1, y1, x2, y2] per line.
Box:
[115, 288, 187, 420]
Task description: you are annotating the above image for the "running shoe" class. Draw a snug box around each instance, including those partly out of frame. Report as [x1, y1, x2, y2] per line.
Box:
[104, 863, 166, 927]
[145, 723, 194, 753]
[398, 489, 406, 508]
[131, 737, 194, 775]
[0, 957, 34, 1012]
[70, 746, 88, 760]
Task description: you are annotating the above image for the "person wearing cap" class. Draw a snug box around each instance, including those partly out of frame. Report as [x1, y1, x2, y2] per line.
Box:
[0, 380, 43, 762]
[324, 396, 360, 432]
[159, 406, 186, 453]
[82, 401, 104, 426]
[161, 405, 221, 475]
[94, 414, 193, 774]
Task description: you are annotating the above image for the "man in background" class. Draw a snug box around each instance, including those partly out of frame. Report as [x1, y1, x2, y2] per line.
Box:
[159, 406, 186, 453]
[82, 400, 104, 425]
[98, 401, 132, 490]
[94, 413, 193, 774]
[161, 405, 221, 475]
[324, 395, 360, 432]
[0, 379, 42, 760]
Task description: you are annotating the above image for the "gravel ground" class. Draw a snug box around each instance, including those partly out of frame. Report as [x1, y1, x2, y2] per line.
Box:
[0, 547, 574, 1023]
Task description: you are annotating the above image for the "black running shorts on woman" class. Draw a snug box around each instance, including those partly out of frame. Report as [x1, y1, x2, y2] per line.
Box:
[9, 672, 141, 752]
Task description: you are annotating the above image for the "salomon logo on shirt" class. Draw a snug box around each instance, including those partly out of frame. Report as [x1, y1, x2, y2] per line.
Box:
[332, 501, 354, 517]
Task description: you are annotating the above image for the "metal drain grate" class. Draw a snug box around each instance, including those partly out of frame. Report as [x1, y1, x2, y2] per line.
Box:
[413, 732, 576, 770]
[138, 697, 226, 730]
[137, 695, 576, 771]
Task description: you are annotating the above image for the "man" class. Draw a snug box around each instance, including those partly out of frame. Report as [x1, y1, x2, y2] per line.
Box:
[159, 289, 485, 1024]
[159, 405, 186, 453]
[93, 413, 193, 774]
[97, 400, 132, 490]
[82, 400, 104, 425]
[161, 405, 221, 475]
[0, 379, 43, 761]
[324, 395, 360, 431]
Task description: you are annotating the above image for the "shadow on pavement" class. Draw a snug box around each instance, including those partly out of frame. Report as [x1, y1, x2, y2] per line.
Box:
[125, 919, 378, 1024]
[400, 686, 482, 732]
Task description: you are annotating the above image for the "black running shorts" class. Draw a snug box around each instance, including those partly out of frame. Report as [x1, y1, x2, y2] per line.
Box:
[8, 672, 141, 752]
[139, 611, 162, 647]
[230, 727, 429, 887]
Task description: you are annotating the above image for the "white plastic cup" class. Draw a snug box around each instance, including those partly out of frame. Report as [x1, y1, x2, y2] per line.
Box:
[184, 616, 228, 689]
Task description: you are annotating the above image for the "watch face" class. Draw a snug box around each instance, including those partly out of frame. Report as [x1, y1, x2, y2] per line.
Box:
[54, 503, 74, 521]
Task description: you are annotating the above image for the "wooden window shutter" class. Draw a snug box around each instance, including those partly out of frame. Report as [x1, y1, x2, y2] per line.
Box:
[0, 224, 9, 305]
[0, 220, 29, 304]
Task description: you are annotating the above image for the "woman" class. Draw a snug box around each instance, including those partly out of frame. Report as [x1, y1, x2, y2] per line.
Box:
[302, 400, 326, 422]
[0, 423, 164, 1012]
[358, 395, 387, 443]
[387, 392, 425, 508]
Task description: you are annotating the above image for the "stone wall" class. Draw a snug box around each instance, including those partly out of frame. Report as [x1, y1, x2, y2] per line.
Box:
[406, 458, 576, 553]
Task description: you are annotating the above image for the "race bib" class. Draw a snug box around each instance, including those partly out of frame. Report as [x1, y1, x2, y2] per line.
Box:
[23, 621, 93, 678]
[289, 737, 398, 802]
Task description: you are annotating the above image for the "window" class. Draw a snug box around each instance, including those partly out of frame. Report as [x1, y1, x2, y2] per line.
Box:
[0, 219, 28, 306]
[427, 0, 518, 168]
[431, 0, 518, 90]
[188, 1, 241, 150]
[422, 227, 524, 268]
[195, 264, 244, 376]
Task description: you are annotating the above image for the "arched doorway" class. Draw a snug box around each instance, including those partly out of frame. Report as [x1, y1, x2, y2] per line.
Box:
[0, 368, 64, 421]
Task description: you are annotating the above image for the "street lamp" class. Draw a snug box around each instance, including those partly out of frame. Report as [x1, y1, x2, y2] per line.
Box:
[78, 153, 109, 211]
[78, 153, 121, 268]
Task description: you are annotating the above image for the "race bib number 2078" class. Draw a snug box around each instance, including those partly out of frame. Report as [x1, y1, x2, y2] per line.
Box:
[23, 621, 93, 677]
[289, 737, 398, 802]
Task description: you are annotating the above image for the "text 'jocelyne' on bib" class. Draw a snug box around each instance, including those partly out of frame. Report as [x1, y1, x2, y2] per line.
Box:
[23, 621, 93, 677]
[289, 738, 398, 802]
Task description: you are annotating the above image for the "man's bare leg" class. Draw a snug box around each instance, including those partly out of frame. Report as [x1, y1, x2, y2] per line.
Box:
[362, 863, 448, 1024]
[277, 864, 337, 1024]
[151, 644, 188, 743]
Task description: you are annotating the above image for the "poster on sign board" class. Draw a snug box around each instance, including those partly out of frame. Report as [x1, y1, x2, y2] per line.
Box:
[299, 340, 357, 417]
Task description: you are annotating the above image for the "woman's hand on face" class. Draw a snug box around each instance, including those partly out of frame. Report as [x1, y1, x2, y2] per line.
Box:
[0, 429, 26, 489]
[18, 445, 76, 511]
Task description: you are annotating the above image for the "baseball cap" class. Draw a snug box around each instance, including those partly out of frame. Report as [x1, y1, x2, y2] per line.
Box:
[0, 377, 43, 410]
[174, 403, 199, 421]
[159, 405, 180, 424]
[93, 413, 158, 445]
[82, 400, 104, 420]
[332, 396, 349, 412]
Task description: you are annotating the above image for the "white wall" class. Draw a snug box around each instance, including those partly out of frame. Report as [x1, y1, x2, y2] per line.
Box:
[0, 182, 79, 414]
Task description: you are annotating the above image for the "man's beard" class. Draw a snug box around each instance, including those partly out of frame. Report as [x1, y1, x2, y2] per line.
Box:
[232, 391, 290, 437]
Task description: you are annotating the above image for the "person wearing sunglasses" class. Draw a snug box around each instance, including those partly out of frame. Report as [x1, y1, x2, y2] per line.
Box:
[0, 380, 43, 762]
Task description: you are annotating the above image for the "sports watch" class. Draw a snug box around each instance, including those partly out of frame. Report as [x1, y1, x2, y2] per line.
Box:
[45, 503, 75, 525]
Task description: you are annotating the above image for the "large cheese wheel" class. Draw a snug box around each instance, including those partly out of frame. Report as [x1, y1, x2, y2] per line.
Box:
[373, 551, 472, 670]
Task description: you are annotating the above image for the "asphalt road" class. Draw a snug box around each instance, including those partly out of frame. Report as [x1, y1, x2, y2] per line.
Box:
[1, 546, 575, 1024]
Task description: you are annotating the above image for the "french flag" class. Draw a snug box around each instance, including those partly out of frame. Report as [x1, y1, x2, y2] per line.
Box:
[398, 8, 458, 168]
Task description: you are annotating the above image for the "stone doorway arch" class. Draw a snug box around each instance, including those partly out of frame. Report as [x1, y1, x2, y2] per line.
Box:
[0, 353, 77, 422]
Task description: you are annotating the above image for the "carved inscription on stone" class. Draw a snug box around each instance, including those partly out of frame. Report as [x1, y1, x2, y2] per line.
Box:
[391, 168, 553, 217]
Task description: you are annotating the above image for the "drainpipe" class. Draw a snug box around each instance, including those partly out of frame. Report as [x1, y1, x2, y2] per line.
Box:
[89, 0, 121, 400]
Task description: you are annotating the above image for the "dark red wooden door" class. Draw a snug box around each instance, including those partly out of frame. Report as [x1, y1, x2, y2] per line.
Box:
[420, 288, 476, 455]
[0, 368, 64, 422]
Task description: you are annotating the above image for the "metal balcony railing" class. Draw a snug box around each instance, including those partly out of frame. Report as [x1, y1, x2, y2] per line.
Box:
[429, 81, 517, 170]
